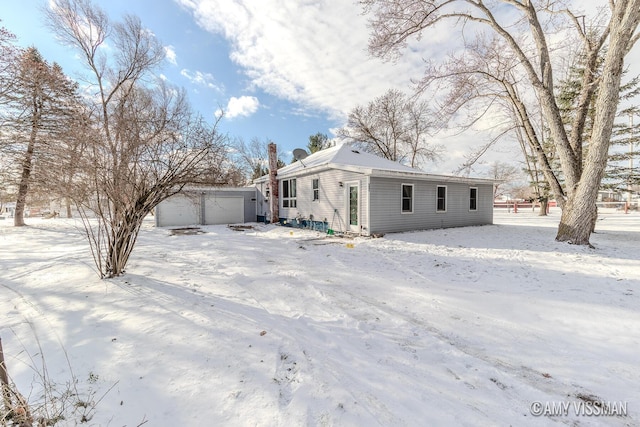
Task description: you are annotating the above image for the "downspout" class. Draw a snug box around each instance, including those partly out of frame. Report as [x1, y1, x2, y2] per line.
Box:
[365, 176, 371, 236]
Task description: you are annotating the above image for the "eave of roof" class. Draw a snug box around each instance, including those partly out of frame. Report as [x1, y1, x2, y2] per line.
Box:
[253, 144, 496, 185]
[368, 169, 497, 184]
[254, 164, 496, 185]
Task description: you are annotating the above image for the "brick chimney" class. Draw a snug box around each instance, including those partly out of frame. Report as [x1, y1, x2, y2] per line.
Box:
[268, 142, 279, 223]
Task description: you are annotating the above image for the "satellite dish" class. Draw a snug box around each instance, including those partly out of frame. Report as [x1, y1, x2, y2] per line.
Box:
[292, 148, 309, 161]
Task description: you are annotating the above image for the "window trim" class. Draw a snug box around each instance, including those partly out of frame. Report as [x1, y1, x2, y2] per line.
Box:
[312, 178, 319, 201]
[469, 187, 478, 211]
[282, 178, 297, 208]
[401, 183, 414, 214]
[436, 185, 447, 212]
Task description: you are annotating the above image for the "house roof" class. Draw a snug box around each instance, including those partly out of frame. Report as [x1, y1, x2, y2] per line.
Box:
[254, 143, 495, 185]
[287, 144, 418, 174]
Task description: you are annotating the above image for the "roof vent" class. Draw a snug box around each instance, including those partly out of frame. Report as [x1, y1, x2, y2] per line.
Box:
[351, 150, 360, 154]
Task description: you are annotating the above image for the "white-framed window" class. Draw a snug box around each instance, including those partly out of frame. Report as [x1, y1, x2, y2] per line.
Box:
[282, 179, 297, 208]
[312, 178, 319, 201]
[469, 187, 478, 211]
[401, 183, 413, 213]
[436, 185, 447, 212]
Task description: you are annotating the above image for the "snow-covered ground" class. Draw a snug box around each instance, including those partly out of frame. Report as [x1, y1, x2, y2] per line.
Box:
[1, 209, 638, 426]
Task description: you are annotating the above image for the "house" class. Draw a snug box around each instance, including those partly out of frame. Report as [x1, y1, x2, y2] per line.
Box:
[597, 189, 623, 202]
[155, 187, 256, 227]
[254, 144, 494, 235]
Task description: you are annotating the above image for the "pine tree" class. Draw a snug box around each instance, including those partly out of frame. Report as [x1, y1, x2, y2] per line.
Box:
[0, 47, 80, 226]
[307, 132, 331, 153]
[555, 51, 640, 203]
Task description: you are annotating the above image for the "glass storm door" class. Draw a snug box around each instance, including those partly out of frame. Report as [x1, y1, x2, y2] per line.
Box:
[348, 184, 358, 231]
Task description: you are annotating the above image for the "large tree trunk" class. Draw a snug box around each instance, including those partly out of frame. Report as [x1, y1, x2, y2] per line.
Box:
[538, 198, 548, 216]
[556, 3, 639, 245]
[65, 196, 72, 218]
[14, 177, 29, 227]
[556, 196, 598, 246]
[105, 216, 142, 277]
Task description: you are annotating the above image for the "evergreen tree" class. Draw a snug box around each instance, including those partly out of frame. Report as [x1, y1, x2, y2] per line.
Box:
[0, 47, 80, 226]
[307, 132, 331, 153]
[555, 50, 640, 199]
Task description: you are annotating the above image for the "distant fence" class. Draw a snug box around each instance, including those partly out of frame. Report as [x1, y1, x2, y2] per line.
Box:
[493, 201, 557, 213]
[494, 200, 639, 213]
[595, 201, 638, 213]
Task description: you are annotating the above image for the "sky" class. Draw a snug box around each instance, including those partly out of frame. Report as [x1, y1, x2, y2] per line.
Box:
[0, 0, 637, 174]
[0, 0, 484, 173]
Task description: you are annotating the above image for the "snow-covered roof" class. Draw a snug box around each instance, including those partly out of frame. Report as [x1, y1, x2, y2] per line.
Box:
[255, 144, 420, 182]
[254, 143, 495, 185]
[296, 144, 418, 174]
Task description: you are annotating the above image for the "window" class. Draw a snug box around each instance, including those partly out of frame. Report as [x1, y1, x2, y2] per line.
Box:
[312, 179, 319, 201]
[401, 184, 413, 213]
[469, 187, 478, 211]
[282, 179, 297, 208]
[436, 185, 447, 212]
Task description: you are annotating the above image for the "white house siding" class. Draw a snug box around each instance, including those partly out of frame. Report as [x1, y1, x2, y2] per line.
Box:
[256, 181, 268, 220]
[278, 169, 369, 234]
[368, 178, 493, 234]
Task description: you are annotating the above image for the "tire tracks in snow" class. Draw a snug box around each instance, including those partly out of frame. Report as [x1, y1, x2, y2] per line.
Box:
[322, 241, 634, 424]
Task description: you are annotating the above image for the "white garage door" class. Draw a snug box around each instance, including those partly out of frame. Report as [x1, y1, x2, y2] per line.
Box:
[157, 194, 200, 227]
[204, 196, 244, 225]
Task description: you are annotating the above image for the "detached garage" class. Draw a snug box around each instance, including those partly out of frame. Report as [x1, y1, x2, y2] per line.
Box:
[155, 187, 256, 227]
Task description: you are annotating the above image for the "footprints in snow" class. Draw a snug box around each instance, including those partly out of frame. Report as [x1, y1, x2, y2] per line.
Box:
[273, 351, 301, 407]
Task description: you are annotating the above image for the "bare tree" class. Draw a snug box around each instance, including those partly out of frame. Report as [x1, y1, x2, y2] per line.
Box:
[50, 110, 90, 218]
[0, 25, 19, 105]
[487, 161, 522, 200]
[513, 116, 552, 216]
[46, 0, 228, 278]
[0, 157, 14, 216]
[0, 24, 20, 217]
[234, 136, 285, 181]
[339, 88, 443, 168]
[361, 0, 640, 246]
[404, 97, 444, 167]
[440, 33, 567, 213]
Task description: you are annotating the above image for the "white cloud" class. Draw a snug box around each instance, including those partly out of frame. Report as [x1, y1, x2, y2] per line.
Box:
[174, 1, 443, 121]
[180, 68, 223, 91]
[176, 0, 632, 175]
[164, 45, 177, 65]
[218, 95, 260, 119]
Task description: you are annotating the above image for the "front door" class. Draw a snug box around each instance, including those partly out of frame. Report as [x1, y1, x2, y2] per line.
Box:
[348, 183, 359, 232]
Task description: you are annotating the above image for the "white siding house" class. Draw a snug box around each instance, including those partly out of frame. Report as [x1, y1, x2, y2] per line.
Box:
[254, 144, 494, 235]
